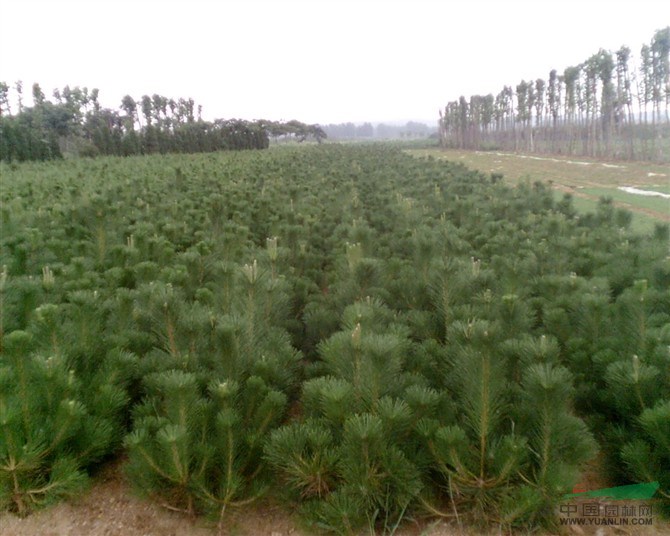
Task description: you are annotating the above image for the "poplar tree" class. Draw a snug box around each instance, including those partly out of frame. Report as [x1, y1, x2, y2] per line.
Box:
[616, 46, 635, 157]
[597, 49, 615, 156]
[0, 82, 10, 116]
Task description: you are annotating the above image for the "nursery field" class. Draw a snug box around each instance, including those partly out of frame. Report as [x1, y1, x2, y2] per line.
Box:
[1, 144, 669, 535]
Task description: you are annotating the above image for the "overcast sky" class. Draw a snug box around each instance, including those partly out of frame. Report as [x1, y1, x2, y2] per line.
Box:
[1, 0, 668, 124]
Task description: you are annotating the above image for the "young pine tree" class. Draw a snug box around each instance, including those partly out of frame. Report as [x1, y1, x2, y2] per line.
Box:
[265, 299, 427, 534]
[0, 328, 127, 515]
[124, 258, 299, 528]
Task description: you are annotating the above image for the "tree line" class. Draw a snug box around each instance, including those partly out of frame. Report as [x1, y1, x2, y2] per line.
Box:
[439, 27, 670, 161]
[0, 84, 326, 162]
[323, 121, 436, 140]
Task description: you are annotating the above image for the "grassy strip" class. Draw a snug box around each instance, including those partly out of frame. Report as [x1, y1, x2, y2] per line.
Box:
[579, 187, 670, 214]
[635, 184, 670, 194]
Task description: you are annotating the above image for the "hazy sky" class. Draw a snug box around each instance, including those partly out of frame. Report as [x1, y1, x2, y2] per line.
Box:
[1, 0, 668, 124]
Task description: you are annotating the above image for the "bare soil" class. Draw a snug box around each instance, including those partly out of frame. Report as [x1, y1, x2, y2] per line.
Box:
[0, 459, 445, 536]
[2, 458, 668, 536]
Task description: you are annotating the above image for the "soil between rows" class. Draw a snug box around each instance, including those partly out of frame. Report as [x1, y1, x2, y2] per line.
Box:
[2, 457, 669, 536]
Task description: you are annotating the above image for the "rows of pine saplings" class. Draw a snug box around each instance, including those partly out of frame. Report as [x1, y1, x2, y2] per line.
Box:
[0, 145, 668, 533]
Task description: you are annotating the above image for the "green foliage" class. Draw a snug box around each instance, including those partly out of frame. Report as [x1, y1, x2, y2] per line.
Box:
[620, 400, 670, 506]
[266, 303, 425, 533]
[1, 144, 668, 531]
[125, 371, 287, 518]
[0, 331, 127, 515]
[420, 326, 595, 529]
[268, 303, 593, 532]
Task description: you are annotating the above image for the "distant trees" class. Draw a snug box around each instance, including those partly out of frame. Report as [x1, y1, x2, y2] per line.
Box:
[322, 122, 359, 139]
[439, 27, 670, 161]
[0, 86, 327, 162]
[264, 120, 327, 144]
[323, 121, 435, 140]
